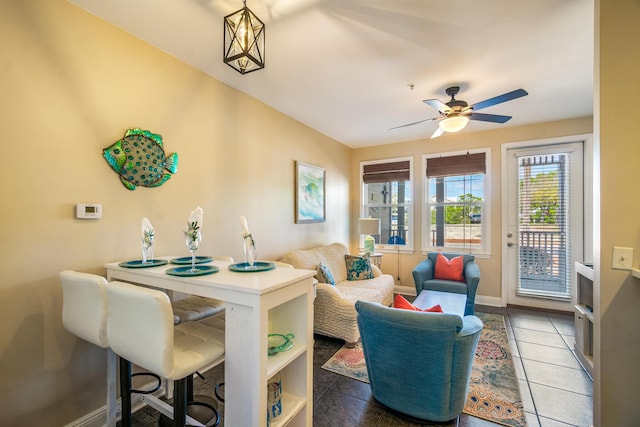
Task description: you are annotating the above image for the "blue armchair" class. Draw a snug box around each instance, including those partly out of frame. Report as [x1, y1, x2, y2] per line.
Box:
[412, 252, 480, 315]
[355, 301, 483, 423]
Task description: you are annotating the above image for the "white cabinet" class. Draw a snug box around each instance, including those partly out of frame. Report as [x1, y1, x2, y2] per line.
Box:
[574, 261, 594, 378]
[265, 292, 313, 426]
[105, 258, 315, 426]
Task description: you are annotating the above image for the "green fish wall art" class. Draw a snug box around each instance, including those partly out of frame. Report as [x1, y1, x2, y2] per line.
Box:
[103, 128, 178, 190]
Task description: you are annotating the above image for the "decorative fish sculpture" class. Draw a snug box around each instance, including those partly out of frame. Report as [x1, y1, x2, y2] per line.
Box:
[103, 128, 178, 190]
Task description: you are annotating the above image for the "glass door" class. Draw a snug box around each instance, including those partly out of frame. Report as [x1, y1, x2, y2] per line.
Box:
[504, 142, 583, 310]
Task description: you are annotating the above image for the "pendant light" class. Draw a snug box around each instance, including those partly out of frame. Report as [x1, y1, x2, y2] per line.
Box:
[223, 0, 265, 74]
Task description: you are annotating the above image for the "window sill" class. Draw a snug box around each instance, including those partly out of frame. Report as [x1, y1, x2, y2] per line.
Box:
[370, 246, 415, 255]
[421, 249, 491, 259]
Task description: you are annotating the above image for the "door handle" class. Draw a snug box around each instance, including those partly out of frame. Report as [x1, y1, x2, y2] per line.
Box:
[507, 242, 514, 247]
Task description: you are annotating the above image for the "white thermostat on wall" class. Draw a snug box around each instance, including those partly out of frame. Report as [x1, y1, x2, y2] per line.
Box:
[76, 203, 102, 219]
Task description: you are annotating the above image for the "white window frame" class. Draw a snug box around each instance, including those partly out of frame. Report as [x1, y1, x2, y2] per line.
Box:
[360, 157, 414, 253]
[422, 148, 491, 256]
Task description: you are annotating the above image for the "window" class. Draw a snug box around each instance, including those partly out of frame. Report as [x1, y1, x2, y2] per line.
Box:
[423, 150, 489, 253]
[361, 158, 413, 251]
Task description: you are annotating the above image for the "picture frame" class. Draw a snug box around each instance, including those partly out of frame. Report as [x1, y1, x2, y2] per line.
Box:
[295, 161, 326, 223]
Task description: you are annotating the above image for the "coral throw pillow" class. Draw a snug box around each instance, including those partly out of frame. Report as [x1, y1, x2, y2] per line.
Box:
[433, 253, 464, 282]
[423, 304, 444, 313]
[393, 294, 443, 313]
[393, 294, 420, 311]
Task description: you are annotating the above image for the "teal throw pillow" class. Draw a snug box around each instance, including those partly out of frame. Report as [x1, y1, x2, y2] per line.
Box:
[317, 262, 335, 286]
[345, 254, 374, 281]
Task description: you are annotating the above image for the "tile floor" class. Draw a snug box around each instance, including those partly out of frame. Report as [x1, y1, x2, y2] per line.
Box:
[501, 306, 593, 427]
[120, 305, 593, 427]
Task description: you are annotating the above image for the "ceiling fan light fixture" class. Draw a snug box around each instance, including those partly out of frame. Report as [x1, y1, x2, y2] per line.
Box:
[223, 0, 265, 74]
[439, 115, 469, 133]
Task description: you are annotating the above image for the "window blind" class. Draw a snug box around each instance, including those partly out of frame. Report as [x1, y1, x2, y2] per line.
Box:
[426, 153, 486, 177]
[517, 153, 571, 298]
[363, 160, 410, 183]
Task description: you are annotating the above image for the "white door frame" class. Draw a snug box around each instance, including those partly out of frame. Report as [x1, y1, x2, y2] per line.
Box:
[501, 134, 593, 310]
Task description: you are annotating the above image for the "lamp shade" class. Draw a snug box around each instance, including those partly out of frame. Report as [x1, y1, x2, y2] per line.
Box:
[439, 115, 469, 133]
[358, 218, 380, 235]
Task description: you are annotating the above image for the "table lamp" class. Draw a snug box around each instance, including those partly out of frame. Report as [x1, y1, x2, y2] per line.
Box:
[358, 218, 380, 255]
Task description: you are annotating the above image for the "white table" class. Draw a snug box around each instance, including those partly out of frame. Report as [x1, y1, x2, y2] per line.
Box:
[105, 257, 316, 427]
[413, 290, 466, 318]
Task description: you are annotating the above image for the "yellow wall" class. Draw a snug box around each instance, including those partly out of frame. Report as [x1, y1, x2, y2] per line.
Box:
[0, 1, 350, 425]
[594, 0, 640, 425]
[5, 0, 635, 425]
[352, 117, 593, 299]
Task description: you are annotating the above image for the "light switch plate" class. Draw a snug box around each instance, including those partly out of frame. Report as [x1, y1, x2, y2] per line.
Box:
[612, 247, 633, 270]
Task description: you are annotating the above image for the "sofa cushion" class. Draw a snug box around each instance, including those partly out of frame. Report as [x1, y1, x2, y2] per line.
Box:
[345, 254, 374, 281]
[434, 253, 464, 281]
[280, 242, 349, 283]
[317, 262, 335, 286]
[339, 285, 389, 304]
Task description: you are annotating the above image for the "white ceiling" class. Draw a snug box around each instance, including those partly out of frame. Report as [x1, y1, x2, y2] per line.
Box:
[68, 0, 594, 148]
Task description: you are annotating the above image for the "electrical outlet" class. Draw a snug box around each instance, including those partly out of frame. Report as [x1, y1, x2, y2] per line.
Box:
[612, 247, 634, 270]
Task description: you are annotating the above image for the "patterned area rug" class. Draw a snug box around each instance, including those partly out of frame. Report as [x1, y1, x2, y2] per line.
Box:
[321, 312, 526, 427]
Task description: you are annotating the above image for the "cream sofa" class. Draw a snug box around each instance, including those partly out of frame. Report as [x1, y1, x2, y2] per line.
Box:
[280, 242, 395, 346]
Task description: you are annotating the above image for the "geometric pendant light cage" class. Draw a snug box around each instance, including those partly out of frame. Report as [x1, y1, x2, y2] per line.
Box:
[223, 0, 265, 74]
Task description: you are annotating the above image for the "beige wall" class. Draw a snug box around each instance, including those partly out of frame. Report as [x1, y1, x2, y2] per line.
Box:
[594, 0, 640, 425]
[0, 1, 350, 425]
[352, 117, 593, 300]
[4, 0, 636, 425]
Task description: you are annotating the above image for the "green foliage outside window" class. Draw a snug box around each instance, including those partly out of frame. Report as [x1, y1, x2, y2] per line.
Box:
[520, 170, 559, 225]
[431, 193, 482, 224]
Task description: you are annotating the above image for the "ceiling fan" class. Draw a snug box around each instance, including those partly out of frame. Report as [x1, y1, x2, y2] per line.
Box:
[390, 86, 528, 138]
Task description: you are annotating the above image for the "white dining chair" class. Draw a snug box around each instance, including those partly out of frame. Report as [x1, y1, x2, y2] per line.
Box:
[171, 256, 233, 324]
[107, 280, 225, 427]
[61, 271, 164, 427]
[60, 270, 118, 427]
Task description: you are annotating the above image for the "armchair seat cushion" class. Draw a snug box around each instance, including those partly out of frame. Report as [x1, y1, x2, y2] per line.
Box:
[419, 279, 468, 295]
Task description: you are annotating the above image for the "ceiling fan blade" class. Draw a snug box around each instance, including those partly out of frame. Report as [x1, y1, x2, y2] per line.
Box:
[423, 99, 451, 114]
[430, 127, 444, 139]
[470, 88, 528, 111]
[468, 112, 512, 123]
[388, 117, 437, 131]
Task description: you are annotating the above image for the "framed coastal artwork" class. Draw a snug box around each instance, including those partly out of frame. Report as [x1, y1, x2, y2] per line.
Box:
[295, 161, 326, 223]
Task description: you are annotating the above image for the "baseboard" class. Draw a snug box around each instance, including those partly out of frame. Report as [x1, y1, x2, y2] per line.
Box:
[394, 285, 416, 295]
[64, 406, 107, 427]
[475, 295, 503, 308]
[64, 387, 163, 427]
